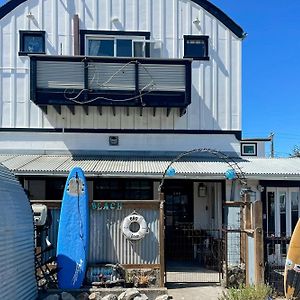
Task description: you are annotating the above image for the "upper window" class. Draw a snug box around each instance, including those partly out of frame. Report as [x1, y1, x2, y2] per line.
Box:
[184, 35, 209, 60]
[80, 30, 150, 58]
[19, 31, 46, 56]
[241, 143, 257, 156]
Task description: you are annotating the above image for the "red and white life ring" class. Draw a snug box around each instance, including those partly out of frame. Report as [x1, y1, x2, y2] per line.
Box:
[122, 213, 148, 241]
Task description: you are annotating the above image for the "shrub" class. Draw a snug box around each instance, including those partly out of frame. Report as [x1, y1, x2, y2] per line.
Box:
[218, 284, 273, 300]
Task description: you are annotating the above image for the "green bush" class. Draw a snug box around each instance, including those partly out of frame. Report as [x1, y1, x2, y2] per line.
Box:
[218, 284, 273, 300]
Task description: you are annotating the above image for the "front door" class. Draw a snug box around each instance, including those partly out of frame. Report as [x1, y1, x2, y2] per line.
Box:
[164, 180, 193, 261]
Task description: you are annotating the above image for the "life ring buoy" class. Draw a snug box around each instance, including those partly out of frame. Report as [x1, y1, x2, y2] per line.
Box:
[122, 213, 148, 241]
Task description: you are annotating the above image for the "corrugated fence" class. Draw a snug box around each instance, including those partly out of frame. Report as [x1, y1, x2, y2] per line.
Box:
[43, 202, 160, 266]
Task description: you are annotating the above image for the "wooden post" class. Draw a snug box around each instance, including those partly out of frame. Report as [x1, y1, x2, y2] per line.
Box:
[159, 192, 165, 287]
[253, 201, 264, 284]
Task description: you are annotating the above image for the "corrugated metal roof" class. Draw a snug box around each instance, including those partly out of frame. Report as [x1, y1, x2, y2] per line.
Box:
[1, 154, 300, 179]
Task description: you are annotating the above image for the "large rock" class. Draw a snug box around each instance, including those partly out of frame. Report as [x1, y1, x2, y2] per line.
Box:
[102, 295, 118, 300]
[155, 295, 169, 300]
[118, 288, 140, 300]
[133, 294, 148, 300]
[43, 294, 60, 300]
[89, 292, 102, 300]
[77, 292, 90, 300]
[61, 292, 76, 300]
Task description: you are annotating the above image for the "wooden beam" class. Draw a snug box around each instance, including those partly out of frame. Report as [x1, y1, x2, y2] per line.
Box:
[73, 15, 80, 55]
[166, 107, 171, 117]
[67, 105, 75, 115]
[53, 105, 61, 115]
[97, 106, 102, 115]
[152, 107, 156, 117]
[83, 106, 89, 115]
[253, 201, 264, 284]
[179, 108, 186, 117]
[40, 105, 48, 114]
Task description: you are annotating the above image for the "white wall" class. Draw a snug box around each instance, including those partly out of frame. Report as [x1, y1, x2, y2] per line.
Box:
[0, 0, 242, 134]
[0, 131, 240, 152]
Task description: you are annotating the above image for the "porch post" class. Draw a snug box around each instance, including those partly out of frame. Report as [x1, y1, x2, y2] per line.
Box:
[159, 192, 165, 287]
[253, 200, 264, 284]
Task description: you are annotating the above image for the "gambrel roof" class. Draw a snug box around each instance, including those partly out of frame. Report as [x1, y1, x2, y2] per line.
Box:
[0, 0, 245, 38]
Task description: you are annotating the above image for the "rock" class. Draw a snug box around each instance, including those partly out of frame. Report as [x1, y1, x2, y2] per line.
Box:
[118, 292, 126, 300]
[155, 296, 169, 300]
[118, 288, 140, 300]
[43, 294, 60, 300]
[61, 292, 76, 300]
[133, 294, 148, 300]
[102, 295, 118, 300]
[89, 292, 102, 300]
[77, 292, 90, 300]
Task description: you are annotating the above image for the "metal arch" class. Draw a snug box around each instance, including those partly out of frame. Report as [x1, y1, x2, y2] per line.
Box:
[158, 148, 247, 193]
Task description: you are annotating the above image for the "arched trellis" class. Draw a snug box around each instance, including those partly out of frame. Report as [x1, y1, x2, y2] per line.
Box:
[158, 147, 248, 193]
[157, 148, 249, 287]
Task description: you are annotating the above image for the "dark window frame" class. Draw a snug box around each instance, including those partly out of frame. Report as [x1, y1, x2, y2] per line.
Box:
[80, 30, 151, 58]
[184, 35, 209, 60]
[19, 30, 46, 56]
[241, 142, 257, 156]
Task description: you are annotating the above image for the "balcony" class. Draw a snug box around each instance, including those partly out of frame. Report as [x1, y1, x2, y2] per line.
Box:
[30, 55, 191, 114]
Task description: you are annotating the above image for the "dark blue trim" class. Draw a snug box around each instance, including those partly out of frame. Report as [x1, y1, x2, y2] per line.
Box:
[0, 0, 246, 38]
[0, 128, 242, 139]
[260, 181, 300, 187]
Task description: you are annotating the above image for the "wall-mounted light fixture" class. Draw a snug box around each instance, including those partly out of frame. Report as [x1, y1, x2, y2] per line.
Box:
[111, 16, 119, 23]
[193, 17, 200, 25]
[26, 12, 34, 19]
[198, 183, 207, 197]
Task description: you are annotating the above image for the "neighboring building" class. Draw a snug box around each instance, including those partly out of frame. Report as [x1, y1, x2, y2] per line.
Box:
[1, 0, 300, 287]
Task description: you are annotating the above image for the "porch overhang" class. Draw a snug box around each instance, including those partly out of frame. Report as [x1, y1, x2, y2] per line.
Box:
[1, 153, 300, 181]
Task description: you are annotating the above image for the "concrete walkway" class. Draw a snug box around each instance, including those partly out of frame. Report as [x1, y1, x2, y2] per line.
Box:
[167, 283, 224, 300]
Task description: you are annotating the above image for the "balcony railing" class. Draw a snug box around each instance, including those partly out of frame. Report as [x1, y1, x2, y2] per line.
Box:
[30, 55, 191, 109]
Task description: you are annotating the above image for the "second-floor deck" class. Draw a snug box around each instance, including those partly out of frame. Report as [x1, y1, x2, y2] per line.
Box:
[30, 55, 192, 112]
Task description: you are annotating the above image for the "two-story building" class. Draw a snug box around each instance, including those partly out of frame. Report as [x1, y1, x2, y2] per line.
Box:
[1, 0, 300, 287]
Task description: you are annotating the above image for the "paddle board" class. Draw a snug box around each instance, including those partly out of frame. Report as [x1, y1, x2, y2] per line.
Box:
[57, 167, 89, 289]
[284, 219, 300, 299]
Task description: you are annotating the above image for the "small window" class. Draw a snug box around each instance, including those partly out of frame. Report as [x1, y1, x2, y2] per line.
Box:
[19, 31, 46, 56]
[241, 143, 257, 156]
[184, 35, 209, 60]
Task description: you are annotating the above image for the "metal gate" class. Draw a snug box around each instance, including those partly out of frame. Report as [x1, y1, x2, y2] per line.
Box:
[165, 223, 224, 284]
[264, 234, 288, 295]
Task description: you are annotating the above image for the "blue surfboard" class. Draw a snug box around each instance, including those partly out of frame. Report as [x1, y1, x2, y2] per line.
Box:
[57, 167, 89, 289]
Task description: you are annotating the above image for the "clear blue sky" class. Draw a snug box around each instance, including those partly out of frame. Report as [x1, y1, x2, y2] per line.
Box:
[212, 0, 300, 157]
[1, 0, 299, 157]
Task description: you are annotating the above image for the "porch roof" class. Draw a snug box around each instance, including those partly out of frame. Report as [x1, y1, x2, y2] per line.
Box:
[0, 153, 300, 180]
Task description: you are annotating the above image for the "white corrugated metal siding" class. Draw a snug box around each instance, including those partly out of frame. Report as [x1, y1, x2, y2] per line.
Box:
[0, 0, 242, 131]
[0, 164, 37, 299]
